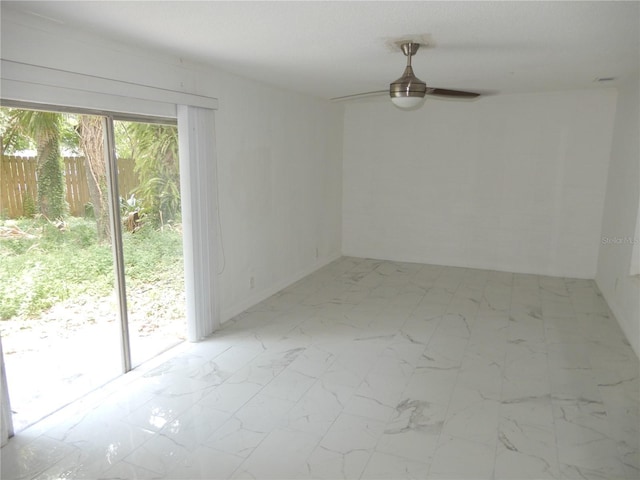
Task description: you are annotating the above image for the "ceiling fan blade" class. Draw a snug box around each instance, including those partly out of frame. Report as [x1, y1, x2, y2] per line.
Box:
[331, 87, 480, 102]
[426, 88, 480, 98]
[330, 90, 387, 102]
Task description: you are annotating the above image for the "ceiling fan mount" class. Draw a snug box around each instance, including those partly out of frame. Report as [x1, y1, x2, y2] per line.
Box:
[400, 41, 421, 57]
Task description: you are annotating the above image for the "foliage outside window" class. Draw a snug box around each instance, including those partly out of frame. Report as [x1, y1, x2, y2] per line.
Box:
[116, 122, 180, 228]
[1, 109, 180, 234]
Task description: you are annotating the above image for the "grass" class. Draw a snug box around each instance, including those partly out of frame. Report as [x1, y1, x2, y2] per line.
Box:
[0, 217, 184, 320]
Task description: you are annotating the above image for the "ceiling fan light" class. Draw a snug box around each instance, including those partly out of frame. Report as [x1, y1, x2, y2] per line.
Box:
[390, 96, 426, 109]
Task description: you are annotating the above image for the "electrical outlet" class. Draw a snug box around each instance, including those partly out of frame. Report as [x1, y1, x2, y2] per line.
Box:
[315, 247, 319, 259]
[250, 276, 255, 289]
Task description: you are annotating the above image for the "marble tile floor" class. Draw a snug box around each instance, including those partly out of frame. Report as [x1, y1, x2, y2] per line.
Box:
[2, 256, 638, 479]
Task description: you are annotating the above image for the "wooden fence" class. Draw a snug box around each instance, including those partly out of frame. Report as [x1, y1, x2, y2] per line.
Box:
[1, 155, 139, 219]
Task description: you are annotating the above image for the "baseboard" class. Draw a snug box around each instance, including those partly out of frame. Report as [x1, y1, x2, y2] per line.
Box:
[340, 250, 595, 279]
[220, 253, 342, 323]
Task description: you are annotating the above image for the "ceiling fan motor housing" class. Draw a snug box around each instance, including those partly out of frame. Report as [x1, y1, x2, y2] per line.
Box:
[390, 65, 427, 97]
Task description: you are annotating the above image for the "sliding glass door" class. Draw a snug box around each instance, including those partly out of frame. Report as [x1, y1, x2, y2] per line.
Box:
[114, 119, 185, 367]
[0, 106, 185, 430]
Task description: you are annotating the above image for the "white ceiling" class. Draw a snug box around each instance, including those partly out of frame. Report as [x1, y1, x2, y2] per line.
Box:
[4, 1, 639, 99]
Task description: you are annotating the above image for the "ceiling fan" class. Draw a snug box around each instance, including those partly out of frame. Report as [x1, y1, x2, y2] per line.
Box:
[332, 42, 480, 109]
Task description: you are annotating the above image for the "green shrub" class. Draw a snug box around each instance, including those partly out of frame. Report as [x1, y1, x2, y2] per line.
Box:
[0, 217, 183, 320]
[22, 194, 36, 218]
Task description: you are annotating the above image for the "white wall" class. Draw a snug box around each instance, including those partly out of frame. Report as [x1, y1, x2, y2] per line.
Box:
[342, 89, 616, 278]
[596, 73, 640, 358]
[1, 10, 343, 323]
[210, 73, 343, 319]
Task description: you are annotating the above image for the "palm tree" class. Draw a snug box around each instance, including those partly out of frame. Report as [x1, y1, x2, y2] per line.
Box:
[2, 109, 66, 219]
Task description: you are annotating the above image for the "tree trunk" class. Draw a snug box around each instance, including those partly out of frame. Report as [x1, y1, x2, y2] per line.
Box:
[78, 116, 110, 242]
